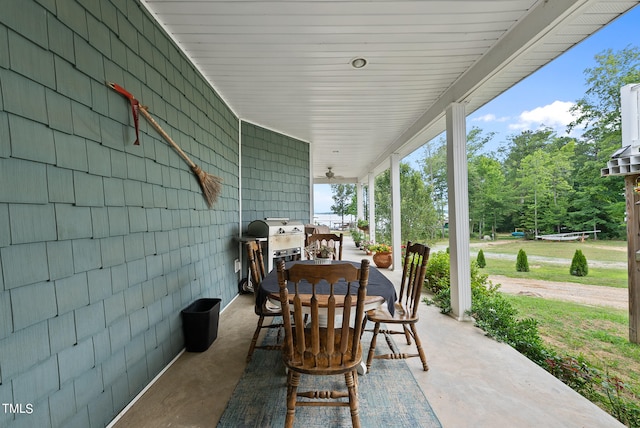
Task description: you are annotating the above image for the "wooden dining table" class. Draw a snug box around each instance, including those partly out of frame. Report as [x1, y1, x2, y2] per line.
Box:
[257, 260, 397, 316]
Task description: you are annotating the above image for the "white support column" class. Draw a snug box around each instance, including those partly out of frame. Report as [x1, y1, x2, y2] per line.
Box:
[446, 103, 472, 321]
[357, 182, 364, 221]
[309, 144, 315, 223]
[390, 154, 402, 271]
[238, 119, 245, 283]
[368, 173, 376, 244]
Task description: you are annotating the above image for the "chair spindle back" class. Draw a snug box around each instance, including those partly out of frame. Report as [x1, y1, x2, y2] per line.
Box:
[246, 240, 266, 288]
[399, 242, 430, 318]
[277, 260, 370, 369]
[305, 233, 344, 260]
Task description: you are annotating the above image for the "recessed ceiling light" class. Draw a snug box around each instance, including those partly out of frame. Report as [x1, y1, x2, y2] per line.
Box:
[351, 57, 367, 69]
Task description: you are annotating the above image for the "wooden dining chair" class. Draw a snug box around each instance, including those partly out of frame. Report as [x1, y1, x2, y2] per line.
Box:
[245, 240, 283, 362]
[276, 259, 370, 428]
[364, 241, 431, 372]
[305, 233, 344, 260]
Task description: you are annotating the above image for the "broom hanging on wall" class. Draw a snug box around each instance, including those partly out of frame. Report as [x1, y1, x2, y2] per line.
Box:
[106, 82, 222, 208]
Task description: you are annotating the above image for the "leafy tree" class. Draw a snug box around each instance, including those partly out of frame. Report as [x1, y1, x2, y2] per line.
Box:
[330, 184, 355, 226]
[466, 127, 495, 157]
[361, 184, 369, 220]
[570, 46, 640, 135]
[468, 154, 508, 238]
[516, 249, 529, 272]
[516, 149, 553, 235]
[543, 139, 575, 233]
[568, 46, 640, 238]
[420, 136, 448, 236]
[506, 131, 576, 236]
[374, 172, 392, 239]
[500, 128, 556, 182]
[499, 128, 557, 232]
[374, 163, 438, 245]
[422, 127, 500, 238]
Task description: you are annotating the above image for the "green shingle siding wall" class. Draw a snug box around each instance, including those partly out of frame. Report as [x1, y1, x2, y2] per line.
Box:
[0, 112, 10, 157]
[10, 281, 57, 330]
[0, 204, 9, 247]
[241, 122, 310, 229]
[0, 0, 240, 427]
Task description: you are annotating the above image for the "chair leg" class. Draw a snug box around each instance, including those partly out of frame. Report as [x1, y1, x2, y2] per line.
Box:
[402, 324, 412, 345]
[345, 370, 361, 428]
[410, 323, 429, 371]
[366, 322, 381, 372]
[359, 317, 368, 339]
[285, 370, 300, 428]
[246, 315, 265, 362]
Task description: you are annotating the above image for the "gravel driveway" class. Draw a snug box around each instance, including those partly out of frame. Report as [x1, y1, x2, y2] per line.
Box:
[489, 275, 628, 310]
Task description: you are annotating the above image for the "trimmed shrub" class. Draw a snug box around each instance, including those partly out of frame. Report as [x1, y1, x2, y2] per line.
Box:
[516, 249, 529, 272]
[570, 249, 588, 277]
[476, 249, 486, 268]
[424, 250, 451, 294]
[424, 250, 494, 314]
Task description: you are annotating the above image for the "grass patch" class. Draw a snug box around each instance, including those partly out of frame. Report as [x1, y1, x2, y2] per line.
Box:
[481, 257, 627, 288]
[476, 239, 627, 262]
[504, 294, 640, 398]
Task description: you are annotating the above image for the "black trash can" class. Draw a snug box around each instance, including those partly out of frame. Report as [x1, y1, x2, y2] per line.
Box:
[181, 298, 221, 352]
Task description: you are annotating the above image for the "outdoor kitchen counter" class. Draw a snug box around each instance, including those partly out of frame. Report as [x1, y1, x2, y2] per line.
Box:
[257, 260, 397, 316]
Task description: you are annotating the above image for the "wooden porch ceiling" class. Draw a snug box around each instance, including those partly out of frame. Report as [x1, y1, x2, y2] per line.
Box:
[141, 0, 639, 183]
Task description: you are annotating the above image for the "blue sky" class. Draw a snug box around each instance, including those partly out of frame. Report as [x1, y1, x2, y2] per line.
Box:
[315, 5, 640, 213]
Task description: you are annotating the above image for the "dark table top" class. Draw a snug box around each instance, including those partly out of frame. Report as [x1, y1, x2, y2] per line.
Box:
[257, 260, 397, 315]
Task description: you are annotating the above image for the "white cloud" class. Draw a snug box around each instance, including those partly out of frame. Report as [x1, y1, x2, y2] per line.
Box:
[508, 100, 582, 136]
[473, 113, 496, 122]
[472, 113, 510, 123]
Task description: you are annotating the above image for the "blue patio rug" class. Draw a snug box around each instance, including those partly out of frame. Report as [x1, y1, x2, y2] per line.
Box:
[217, 322, 442, 427]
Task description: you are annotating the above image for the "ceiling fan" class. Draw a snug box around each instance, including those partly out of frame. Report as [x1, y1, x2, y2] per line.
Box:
[325, 167, 335, 179]
[324, 167, 345, 181]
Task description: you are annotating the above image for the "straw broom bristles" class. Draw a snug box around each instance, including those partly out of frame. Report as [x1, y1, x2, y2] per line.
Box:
[139, 106, 224, 208]
[191, 165, 223, 208]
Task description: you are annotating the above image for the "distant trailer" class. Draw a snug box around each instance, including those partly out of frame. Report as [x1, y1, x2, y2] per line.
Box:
[536, 230, 601, 241]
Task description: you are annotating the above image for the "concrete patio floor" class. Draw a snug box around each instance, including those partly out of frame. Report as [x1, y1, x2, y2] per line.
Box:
[110, 237, 623, 428]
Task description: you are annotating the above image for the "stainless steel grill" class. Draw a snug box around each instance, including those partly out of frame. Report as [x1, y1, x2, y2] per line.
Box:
[246, 218, 305, 271]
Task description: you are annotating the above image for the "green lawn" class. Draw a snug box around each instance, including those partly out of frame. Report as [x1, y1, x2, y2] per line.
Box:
[475, 238, 627, 262]
[479, 257, 628, 288]
[506, 295, 640, 398]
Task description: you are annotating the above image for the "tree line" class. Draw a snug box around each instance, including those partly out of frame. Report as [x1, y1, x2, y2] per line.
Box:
[331, 46, 640, 243]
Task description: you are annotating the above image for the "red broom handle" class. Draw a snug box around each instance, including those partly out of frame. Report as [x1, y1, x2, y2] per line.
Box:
[107, 82, 196, 169]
